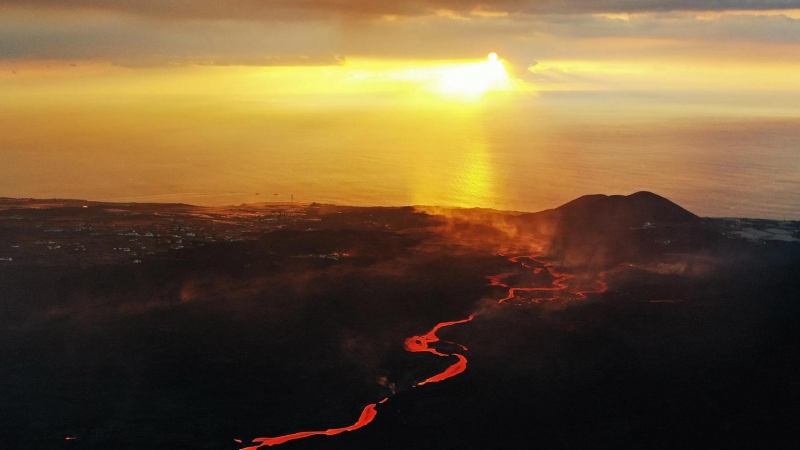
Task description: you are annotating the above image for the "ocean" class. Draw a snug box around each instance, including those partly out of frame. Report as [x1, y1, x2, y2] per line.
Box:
[2, 90, 799, 219]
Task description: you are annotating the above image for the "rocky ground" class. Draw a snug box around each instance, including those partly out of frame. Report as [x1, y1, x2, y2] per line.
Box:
[1, 193, 798, 449]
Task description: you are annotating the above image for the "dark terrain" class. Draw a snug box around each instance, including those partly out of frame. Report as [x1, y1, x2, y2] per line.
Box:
[0, 193, 798, 449]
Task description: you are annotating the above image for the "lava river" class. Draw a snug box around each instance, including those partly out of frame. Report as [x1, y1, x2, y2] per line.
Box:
[240, 254, 620, 449]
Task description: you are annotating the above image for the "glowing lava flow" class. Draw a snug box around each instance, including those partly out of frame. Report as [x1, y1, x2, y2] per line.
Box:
[404, 316, 475, 385]
[240, 404, 379, 449]
[484, 256, 577, 305]
[240, 254, 627, 449]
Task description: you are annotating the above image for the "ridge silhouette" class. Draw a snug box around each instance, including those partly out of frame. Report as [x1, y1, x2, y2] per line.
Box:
[516, 191, 699, 267]
[521, 191, 697, 234]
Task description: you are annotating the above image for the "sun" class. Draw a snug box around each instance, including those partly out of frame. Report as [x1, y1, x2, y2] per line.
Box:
[338, 54, 513, 101]
[432, 53, 511, 99]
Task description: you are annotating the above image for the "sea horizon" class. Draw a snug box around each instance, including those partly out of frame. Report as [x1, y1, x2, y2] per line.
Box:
[3, 90, 800, 220]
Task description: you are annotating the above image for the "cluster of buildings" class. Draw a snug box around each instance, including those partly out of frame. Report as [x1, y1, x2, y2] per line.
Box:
[0, 204, 313, 266]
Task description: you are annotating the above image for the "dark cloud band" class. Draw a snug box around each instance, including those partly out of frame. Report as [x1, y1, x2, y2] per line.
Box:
[2, 0, 798, 20]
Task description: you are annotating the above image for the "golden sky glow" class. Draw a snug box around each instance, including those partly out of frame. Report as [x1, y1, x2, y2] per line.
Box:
[0, 54, 523, 108]
[2, 5, 799, 95]
[2, 51, 798, 109]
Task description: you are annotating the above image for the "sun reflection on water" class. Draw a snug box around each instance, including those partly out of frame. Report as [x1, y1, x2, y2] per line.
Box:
[406, 107, 496, 208]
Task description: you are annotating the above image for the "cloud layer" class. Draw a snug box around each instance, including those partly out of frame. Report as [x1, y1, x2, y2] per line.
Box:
[3, 8, 799, 67]
[2, 0, 798, 20]
[1, 0, 799, 93]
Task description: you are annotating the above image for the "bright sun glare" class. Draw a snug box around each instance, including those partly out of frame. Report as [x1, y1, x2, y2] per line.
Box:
[433, 53, 512, 99]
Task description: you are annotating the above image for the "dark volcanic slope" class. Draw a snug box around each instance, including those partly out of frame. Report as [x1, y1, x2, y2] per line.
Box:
[1, 195, 798, 450]
[520, 191, 698, 235]
[515, 191, 703, 266]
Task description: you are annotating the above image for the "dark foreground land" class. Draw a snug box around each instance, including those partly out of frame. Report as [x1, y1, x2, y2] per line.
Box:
[0, 193, 798, 449]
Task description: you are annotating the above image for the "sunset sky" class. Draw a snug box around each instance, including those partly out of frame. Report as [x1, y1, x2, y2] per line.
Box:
[2, 1, 800, 219]
[2, 1, 799, 97]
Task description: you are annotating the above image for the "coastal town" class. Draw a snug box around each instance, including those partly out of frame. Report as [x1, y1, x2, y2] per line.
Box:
[0, 199, 315, 266]
[2, 197, 799, 268]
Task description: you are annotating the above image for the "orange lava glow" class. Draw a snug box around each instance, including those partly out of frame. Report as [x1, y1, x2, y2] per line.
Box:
[240, 253, 634, 448]
[403, 315, 476, 385]
[241, 404, 379, 449]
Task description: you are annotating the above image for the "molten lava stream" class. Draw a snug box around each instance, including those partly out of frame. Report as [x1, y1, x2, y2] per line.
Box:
[403, 314, 477, 386]
[240, 253, 621, 449]
[240, 404, 380, 449]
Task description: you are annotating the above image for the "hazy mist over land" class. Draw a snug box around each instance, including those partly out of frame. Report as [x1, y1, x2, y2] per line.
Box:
[1, 195, 798, 449]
